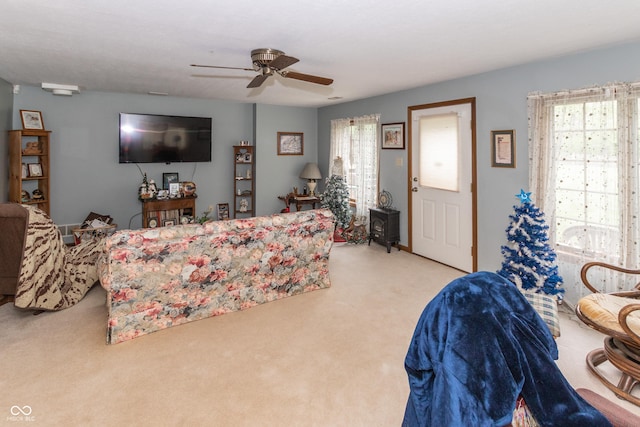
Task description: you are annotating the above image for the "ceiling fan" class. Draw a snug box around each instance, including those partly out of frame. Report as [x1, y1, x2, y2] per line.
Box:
[191, 48, 333, 89]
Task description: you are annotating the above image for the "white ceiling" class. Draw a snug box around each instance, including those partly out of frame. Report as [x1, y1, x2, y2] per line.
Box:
[2, 0, 640, 108]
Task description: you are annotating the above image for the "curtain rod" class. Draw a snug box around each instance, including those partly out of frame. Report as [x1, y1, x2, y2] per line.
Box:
[528, 81, 640, 99]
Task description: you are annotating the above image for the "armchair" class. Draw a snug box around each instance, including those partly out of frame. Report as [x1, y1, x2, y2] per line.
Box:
[0, 203, 28, 304]
[0, 203, 104, 311]
[575, 261, 640, 406]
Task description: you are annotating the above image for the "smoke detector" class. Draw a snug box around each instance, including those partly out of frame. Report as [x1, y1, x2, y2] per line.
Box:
[41, 82, 80, 96]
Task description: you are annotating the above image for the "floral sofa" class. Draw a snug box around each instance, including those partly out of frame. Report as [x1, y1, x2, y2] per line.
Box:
[98, 209, 335, 344]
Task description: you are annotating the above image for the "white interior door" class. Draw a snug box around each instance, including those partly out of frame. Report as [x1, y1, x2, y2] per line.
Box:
[410, 100, 474, 272]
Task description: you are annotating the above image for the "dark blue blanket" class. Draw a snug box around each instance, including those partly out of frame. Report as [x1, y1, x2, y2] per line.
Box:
[403, 272, 610, 427]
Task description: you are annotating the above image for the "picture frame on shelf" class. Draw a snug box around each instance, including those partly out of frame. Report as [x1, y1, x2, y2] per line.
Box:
[277, 132, 304, 155]
[163, 172, 179, 190]
[244, 153, 252, 163]
[148, 217, 158, 228]
[217, 203, 230, 220]
[20, 110, 44, 130]
[163, 219, 176, 227]
[381, 122, 405, 149]
[28, 163, 43, 177]
[491, 129, 516, 168]
[21, 163, 28, 179]
[168, 182, 180, 196]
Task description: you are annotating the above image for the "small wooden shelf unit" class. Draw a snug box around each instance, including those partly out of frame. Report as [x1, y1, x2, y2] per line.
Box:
[233, 145, 255, 218]
[8, 129, 51, 215]
[141, 196, 196, 228]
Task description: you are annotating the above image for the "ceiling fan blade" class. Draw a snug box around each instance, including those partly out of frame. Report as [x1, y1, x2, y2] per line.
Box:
[247, 74, 269, 88]
[190, 64, 255, 72]
[269, 55, 299, 71]
[282, 71, 333, 86]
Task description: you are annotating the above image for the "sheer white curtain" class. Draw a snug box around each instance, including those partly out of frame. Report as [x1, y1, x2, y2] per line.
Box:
[330, 114, 380, 220]
[528, 83, 640, 306]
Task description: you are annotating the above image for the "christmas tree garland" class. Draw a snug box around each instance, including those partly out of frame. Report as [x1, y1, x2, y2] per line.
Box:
[497, 190, 565, 300]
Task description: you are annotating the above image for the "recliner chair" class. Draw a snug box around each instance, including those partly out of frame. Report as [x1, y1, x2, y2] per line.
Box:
[0, 203, 29, 304]
[0, 203, 104, 310]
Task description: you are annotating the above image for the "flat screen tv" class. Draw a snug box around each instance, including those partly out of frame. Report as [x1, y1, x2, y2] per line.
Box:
[119, 113, 212, 163]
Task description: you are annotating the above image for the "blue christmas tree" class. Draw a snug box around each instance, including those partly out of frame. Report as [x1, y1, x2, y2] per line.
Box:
[497, 190, 565, 300]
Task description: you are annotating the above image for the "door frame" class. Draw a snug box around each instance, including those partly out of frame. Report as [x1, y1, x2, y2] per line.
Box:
[407, 97, 478, 271]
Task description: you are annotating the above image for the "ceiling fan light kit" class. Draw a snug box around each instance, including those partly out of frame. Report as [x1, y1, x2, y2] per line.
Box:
[191, 48, 333, 89]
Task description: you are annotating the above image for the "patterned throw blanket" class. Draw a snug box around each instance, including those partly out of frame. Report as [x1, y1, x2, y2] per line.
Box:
[14, 206, 104, 311]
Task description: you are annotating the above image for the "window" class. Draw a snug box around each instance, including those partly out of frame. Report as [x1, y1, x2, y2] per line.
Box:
[330, 114, 380, 219]
[528, 83, 640, 304]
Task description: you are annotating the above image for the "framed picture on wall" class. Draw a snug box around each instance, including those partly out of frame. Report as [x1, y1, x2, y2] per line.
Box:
[381, 122, 405, 149]
[277, 132, 304, 155]
[491, 130, 515, 168]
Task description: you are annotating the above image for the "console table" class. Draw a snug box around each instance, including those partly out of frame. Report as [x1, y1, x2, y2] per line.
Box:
[368, 207, 400, 253]
[278, 194, 321, 211]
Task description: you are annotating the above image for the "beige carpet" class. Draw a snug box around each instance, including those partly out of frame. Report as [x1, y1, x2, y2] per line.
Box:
[1, 243, 639, 426]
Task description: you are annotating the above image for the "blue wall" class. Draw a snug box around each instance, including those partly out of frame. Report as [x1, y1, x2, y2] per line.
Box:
[0, 80, 13, 201]
[318, 41, 640, 270]
[3, 40, 640, 273]
[7, 88, 318, 228]
[254, 104, 319, 214]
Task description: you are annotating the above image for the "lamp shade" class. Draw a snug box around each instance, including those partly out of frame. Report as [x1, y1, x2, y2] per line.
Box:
[299, 162, 322, 180]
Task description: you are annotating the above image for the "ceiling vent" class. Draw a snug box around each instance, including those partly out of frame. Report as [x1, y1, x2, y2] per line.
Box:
[41, 82, 80, 96]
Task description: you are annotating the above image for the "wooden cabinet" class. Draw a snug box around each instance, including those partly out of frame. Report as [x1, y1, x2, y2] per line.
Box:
[8, 130, 51, 215]
[233, 145, 255, 218]
[368, 207, 400, 253]
[142, 196, 196, 228]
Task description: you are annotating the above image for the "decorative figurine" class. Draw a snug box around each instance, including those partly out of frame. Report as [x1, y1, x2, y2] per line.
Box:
[32, 189, 44, 200]
[148, 179, 158, 198]
[239, 198, 248, 212]
[138, 173, 152, 200]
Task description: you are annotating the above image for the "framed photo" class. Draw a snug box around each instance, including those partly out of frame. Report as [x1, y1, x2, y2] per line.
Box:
[168, 182, 180, 196]
[163, 219, 176, 227]
[381, 122, 405, 149]
[20, 110, 44, 130]
[491, 130, 516, 168]
[163, 172, 179, 190]
[21, 163, 28, 179]
[217, 203, 229, 220]
[277, 132, 304, 155]
[148, 217, 158, 228]
[28, 163, 43, 177]
[244, 153, 252, 163]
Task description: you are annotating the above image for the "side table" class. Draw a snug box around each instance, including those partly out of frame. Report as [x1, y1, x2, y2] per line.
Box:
[368, 207, 400, 253]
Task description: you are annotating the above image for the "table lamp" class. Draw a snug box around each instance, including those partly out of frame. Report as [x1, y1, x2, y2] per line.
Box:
[299, 162, 322, 196]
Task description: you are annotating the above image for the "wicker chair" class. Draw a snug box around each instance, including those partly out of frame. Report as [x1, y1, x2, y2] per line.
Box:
[575, 261, 640, 406]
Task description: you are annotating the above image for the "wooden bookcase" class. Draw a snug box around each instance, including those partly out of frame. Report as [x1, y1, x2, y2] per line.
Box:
[233, 145, 255, 218]
[141, 196, 196, 228]
[8, 130, 51, 215]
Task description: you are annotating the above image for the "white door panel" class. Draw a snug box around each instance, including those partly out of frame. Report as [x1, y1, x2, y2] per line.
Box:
[410, 100, 474, 272]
